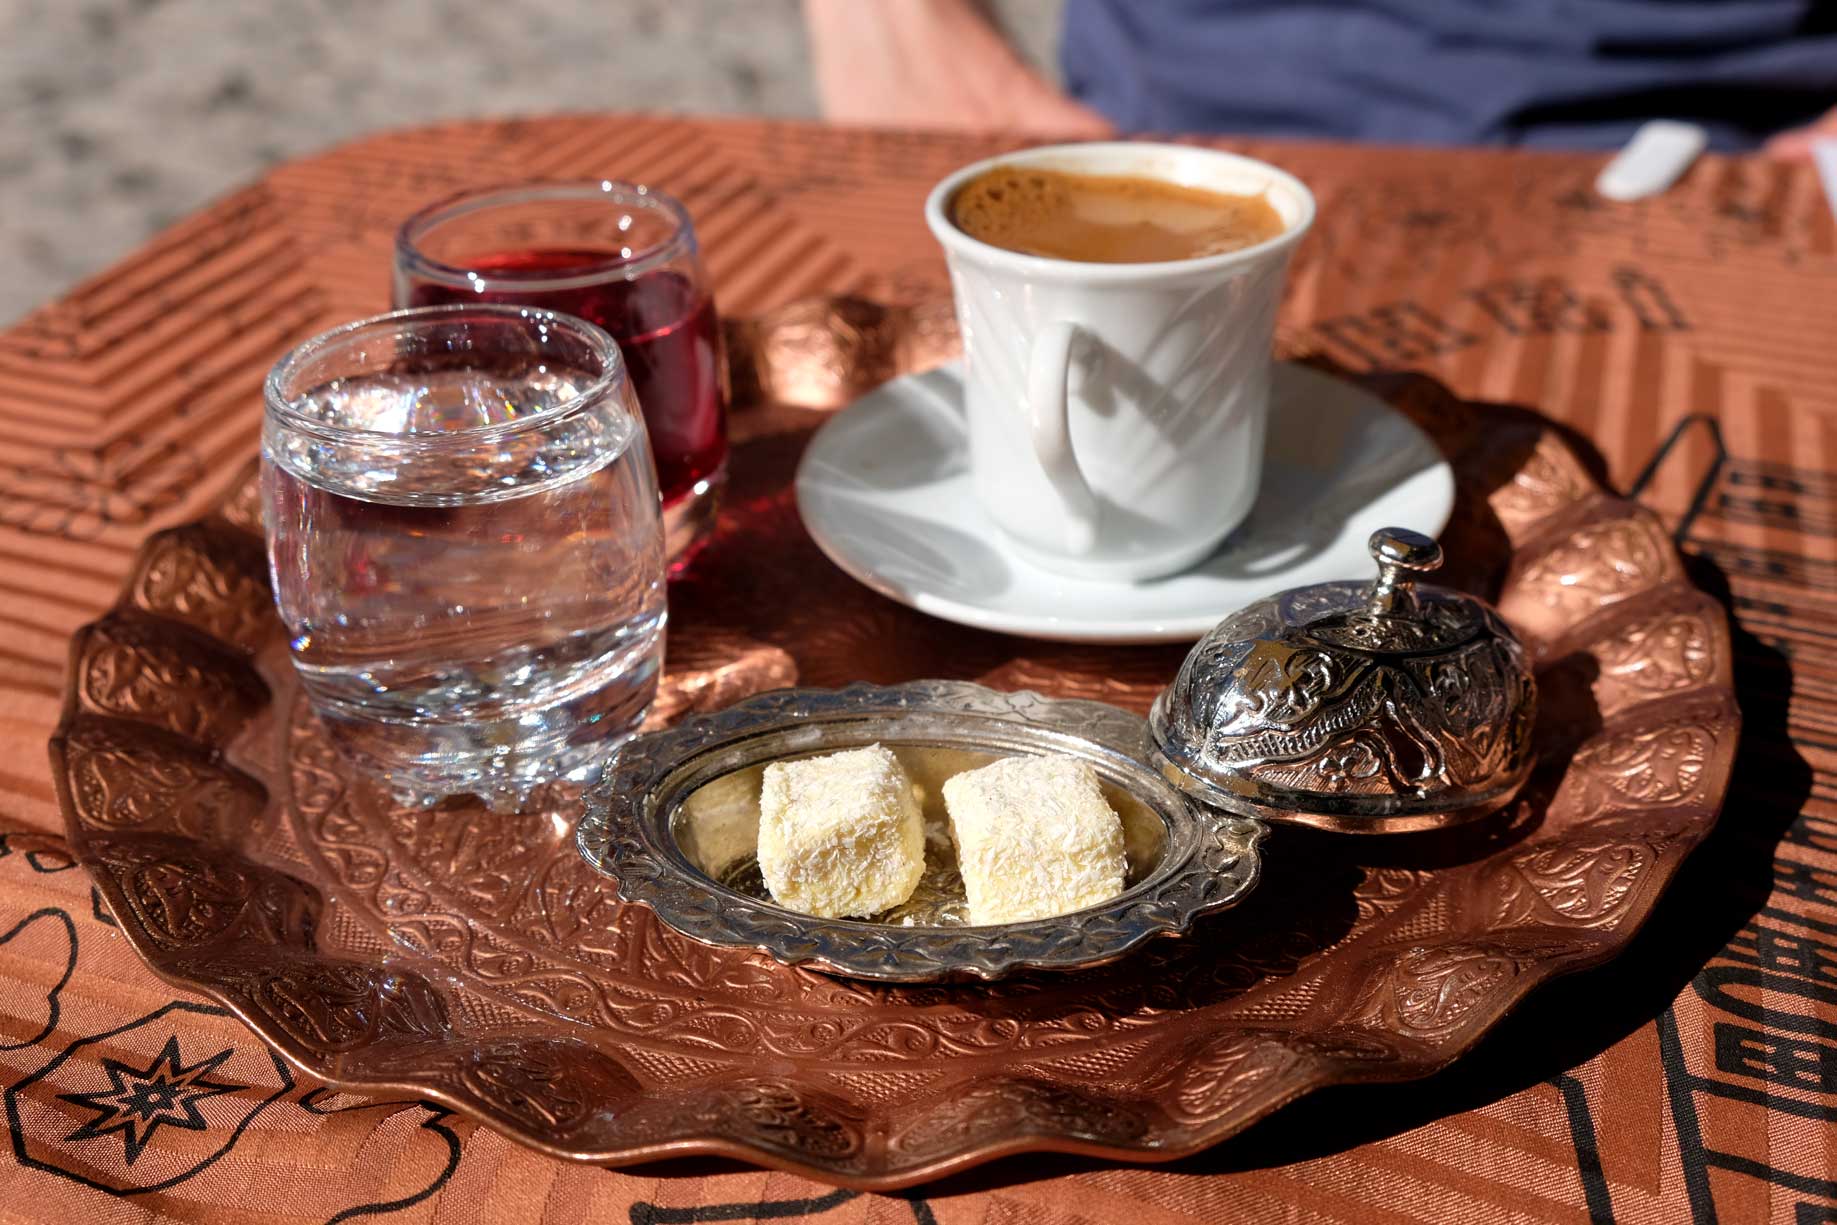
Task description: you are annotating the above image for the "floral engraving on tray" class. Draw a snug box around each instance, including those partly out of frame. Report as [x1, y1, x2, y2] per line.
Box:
[606, 1077, 871, 1170]
[1503, 511, 1675, 619]
[1489, 837, 1654, 927]
[1149, 1026, 1404, 1125]
[1352, 867, 1426, 927]
[435, 1039, 639, 1136]
[1353, 944, 1525, 1040]
[889, 1078, 1150, 1160]
[1591, 607, 1717, 696]
[1152, 1032, 1301, 1124]
[63, 717, 266, 840]
[732, 296, 901, 409]
[214, 466, 265, 538]
[1571, 705, 1723, 807]
[47, 311, 1738, 1187]
[75, 613, 268, 744]
[128, 522, 273, 653]
[695, 1080, 864, 1159]
[1486, 431, 1594, 530]
[85, 835, 319, 953]
[185, 949, 450, 1051]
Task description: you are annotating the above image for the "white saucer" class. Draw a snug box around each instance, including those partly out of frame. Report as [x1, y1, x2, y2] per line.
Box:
[794, 362, 1455, 644]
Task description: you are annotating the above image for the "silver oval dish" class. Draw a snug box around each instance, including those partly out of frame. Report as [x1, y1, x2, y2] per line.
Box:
[577, 680, 1265, 982]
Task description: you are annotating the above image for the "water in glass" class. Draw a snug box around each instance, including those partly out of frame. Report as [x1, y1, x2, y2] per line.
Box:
[263, 308, 666, 809]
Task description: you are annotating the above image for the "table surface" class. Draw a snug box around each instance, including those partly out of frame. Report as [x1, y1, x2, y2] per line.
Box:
[1, 113, 1835, 1224]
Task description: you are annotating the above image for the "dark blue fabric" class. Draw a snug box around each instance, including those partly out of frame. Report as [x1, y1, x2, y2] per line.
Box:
[1061, 0, 1837, 150]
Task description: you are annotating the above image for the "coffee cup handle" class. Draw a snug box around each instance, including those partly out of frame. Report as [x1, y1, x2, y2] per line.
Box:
[1027, 321, 1101, 555]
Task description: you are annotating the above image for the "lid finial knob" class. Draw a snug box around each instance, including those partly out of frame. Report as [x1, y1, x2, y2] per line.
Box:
[1367, 528, 1442, 614]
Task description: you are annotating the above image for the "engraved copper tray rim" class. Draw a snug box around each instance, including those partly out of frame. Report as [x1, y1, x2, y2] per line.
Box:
[47, 297, 1738, 1189]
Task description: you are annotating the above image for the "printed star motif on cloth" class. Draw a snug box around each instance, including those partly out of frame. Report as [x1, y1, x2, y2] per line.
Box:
[58, 1036, 241, 1164]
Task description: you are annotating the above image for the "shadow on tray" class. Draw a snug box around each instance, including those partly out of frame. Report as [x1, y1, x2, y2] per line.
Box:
[905, 504, 1800, 1198]
[623, 374, 1805, 1196]
[1197, 552, 1801, 1167]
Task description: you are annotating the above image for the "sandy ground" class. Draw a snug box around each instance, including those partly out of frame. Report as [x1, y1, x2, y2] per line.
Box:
[0, 0, 1063, 324]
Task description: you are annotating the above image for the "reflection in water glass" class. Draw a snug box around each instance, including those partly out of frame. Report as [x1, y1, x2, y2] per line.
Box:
[262, 305, 667, 810]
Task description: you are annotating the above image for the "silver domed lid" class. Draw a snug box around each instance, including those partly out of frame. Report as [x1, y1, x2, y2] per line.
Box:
[1148, 528, 1536, 833]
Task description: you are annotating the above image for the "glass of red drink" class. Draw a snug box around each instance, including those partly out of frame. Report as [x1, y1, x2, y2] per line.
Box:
[394, 182, 727, 564]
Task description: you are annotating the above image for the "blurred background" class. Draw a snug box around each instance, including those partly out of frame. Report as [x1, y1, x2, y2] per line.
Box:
[0, 0, 1062, 324]
[8, 0, 1831, 325]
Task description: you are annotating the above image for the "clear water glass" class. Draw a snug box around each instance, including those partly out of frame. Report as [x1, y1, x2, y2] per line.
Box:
[262, 305, 667, 809]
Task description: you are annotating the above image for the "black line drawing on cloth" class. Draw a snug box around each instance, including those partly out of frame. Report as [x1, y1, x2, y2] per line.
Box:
[322, 1109, 463, 1225]
[0, 907, 76, 1053]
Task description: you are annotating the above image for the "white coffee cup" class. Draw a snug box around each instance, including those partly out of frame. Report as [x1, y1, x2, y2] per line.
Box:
[925, 143, 1315, 582]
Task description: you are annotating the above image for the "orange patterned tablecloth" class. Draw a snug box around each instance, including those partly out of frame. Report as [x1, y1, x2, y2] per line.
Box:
[2, 114, 1836, 1223]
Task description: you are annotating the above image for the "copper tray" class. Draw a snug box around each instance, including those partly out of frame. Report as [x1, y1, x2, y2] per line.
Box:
[48, 297, 1737, 1189]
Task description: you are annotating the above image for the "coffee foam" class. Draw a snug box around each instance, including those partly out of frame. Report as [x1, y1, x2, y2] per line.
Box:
[950, 165, 1285, 264]
[949, 168, 1076, 250]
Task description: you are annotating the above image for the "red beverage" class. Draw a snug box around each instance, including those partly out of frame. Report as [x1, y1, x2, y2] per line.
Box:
[395, 183, 729, 565]
[407, 249, 726, 506]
